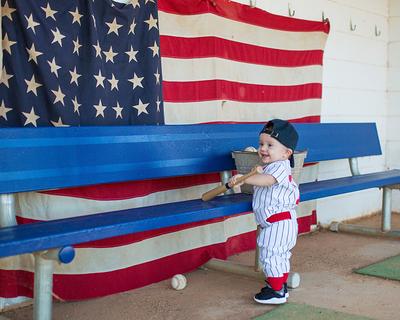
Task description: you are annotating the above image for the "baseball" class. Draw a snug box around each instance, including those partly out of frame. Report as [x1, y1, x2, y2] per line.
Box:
[171, 274, 187, 290]
[244, 146, 257, 152]
[287, 272, 300, 289]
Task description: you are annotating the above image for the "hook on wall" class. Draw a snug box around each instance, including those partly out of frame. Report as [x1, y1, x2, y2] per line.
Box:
[288, 4, 295, 17]
[322, 11, 328, 22]
[375, 25, 381, 37]
[350, 19, 357, 31]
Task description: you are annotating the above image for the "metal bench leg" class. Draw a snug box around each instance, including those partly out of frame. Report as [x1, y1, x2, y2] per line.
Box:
[33, 247, 75, 320]
[34, 252, 54, 320]
[382, 187, 392, 232]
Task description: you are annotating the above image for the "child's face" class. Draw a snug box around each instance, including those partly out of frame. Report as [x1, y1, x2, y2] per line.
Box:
[258, 133, 292, 164]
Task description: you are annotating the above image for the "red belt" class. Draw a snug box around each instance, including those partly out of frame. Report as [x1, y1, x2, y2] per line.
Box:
[266, 211, 291, 223]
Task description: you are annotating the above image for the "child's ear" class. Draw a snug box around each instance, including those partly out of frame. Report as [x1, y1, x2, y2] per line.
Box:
[286, 148, 293, 158]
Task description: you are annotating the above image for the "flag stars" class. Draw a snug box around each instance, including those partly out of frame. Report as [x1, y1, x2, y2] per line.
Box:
[125, 46, 138, 62]
[128, 73, 144, 89]
[156, 97, 161, 112]
[133, 99, 149, 116]
[108, 74, 119, 91]
[25, 75, 42, 96]
[51, 28, 66, 46]
[94, 70, 106, 88]
[72, 96, 81, 115]
[148, 41, 159, 57]
[103, 46, 118, 63]
[2, 1, 16, 21]
[22, 107, 40, 127]
[93, 41, 102, 58]
[26, 44, 43, 64]
[70, 67, 81, 85]
[0, 67, 13, 88]
[154, 68, 160, 84]
[69, 7, 83, 25]
[0, 100, 12, 120]
[113, 102, 123, 119]
[25, 14, 40, 34]
[51, 117, 69, 127]
[129, 19, 136, 35]
[145, 14, 158, 31]
[51, 86, 66, 106]
[2, 33, 17, 55]
[129, 0, 140, 9]
[92, 14, 97, 28]
[47, 58, 61, 77]
[73, 37, 82, 55]
[94, 99, 107, 118]
[106, 18, 123, 35]
[41, 3, 57, 20]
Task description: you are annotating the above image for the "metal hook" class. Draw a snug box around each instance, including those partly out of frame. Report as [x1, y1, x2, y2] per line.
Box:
[322, 11, 328, 22]
[288, 4, 295, 17]
[350, 19, 356, 31]
[375, 25, 381, 37]
[249, 0, 256, 8]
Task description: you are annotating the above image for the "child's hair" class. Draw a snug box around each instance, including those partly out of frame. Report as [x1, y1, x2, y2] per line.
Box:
[260, 119, 299, 167]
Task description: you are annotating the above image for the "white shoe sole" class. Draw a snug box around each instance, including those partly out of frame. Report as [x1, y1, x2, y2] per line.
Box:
[254, 296, 287, 305]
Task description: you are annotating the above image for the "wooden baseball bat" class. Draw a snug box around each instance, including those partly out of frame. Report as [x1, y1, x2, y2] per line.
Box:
[201, 167, 259, 201]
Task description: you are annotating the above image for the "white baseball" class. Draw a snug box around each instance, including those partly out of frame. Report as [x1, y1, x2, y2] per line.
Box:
[244, 146, 257, 152]
[171, 274, 187, 290]
[287, 272, 300, 289]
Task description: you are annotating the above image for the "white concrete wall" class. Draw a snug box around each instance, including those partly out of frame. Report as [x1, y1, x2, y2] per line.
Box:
[234, 0, 399, 224]
[388, 0, 400, 210]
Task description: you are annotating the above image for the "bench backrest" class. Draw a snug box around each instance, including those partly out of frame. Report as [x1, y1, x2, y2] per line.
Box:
[0, 123, 381, 194]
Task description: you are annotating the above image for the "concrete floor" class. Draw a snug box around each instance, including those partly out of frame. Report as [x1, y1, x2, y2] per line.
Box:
[2, 213, 400, 320]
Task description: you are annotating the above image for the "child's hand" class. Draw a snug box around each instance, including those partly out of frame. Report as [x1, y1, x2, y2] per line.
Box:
[228, 174, 244, 188]
[255, 166, 264, 174]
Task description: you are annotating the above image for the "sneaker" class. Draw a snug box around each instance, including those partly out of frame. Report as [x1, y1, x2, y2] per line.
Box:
[263, 281, 289, 298]
[254, 285, 287, 305]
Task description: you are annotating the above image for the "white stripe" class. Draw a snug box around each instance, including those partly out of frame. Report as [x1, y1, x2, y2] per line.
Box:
[159, 12, 328, 51]
[164, 99, 321, 124]
[0, 214, 257, 273]
[161, 57, 322, 85]
[17, 182, 220, 220]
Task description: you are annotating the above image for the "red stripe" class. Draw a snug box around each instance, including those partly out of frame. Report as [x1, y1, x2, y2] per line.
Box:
[41, 173, 221, 200]
[163, 80, 322, 103]
[158, 0, 330, 34]
[199, 116, 321, 125]
[160, 36, 324, 67]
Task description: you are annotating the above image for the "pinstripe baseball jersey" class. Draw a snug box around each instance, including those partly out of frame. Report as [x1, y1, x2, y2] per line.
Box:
[252, 160, 299, 227]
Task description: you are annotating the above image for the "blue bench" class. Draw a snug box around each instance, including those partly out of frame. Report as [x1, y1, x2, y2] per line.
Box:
[1, 123, 399, 319]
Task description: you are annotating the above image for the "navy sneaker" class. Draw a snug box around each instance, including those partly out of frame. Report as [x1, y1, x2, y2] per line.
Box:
[262, 281, 289, 298]
[254, 285, 287, 305]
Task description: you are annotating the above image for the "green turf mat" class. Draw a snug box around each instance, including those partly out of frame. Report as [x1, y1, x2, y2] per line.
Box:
[253, 303, 373, 320]
[354, 254, 400, 281]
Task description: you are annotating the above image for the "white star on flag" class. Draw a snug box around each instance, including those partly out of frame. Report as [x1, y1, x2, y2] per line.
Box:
[22, 107, 40, 127]
[133, 99, 149, 116]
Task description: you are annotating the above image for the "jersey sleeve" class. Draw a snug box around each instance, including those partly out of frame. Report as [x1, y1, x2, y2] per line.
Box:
[263, 161, 288, 184]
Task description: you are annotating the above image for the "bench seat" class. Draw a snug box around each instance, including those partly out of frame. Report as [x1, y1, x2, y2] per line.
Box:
[300, 169, 400, 201]
[2, 168, 400, 260]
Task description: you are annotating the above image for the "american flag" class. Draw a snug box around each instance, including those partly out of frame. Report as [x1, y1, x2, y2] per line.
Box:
[0, 0, 164, 126]
[0, 0, 329, 301]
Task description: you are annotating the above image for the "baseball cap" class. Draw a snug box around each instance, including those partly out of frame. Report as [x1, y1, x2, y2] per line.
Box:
[259, 119, 299, 167]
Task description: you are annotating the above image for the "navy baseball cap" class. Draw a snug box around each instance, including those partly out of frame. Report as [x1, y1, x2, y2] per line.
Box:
[260, 119, 299, 167]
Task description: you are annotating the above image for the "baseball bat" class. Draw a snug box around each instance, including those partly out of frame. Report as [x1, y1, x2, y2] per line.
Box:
[201, 167, 258, 201]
